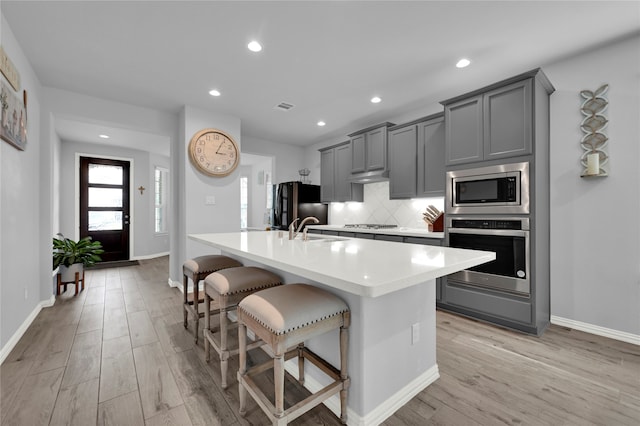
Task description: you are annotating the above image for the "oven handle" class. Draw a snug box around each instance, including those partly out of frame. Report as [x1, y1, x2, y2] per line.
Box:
[448, 228, 529, 238]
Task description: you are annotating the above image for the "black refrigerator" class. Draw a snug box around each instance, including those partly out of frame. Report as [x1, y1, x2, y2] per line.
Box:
[271, 182, 328, 230]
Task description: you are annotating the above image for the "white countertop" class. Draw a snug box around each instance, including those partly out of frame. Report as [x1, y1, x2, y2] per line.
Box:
[306, 224, 445, 239]
[189, 231, 494, 298]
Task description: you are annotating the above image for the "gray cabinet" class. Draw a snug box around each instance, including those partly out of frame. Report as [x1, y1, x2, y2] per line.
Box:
[319, 142, 363, 203]
[349, 123, 394, 175]
[388, 113, 445, 199]
[483, 80, 532, 161]
[443, 79, 532, 166]
[388, 125, 417, 199]
[418, 116, 445, 197]
[350, 134, 366, 173]
[320, 149, 335, 202]
[374, 234, 403, 242]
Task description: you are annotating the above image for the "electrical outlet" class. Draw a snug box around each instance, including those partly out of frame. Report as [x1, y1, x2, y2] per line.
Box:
[411, 323, 420, 345]
[24, 288, 28, 300]
[205, 195, 216, 205]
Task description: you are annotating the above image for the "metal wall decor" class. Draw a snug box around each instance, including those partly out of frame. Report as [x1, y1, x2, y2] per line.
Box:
[580, 84, 609, 177]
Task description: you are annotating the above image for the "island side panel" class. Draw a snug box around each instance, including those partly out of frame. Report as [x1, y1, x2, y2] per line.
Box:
[221, 253, 438, 422]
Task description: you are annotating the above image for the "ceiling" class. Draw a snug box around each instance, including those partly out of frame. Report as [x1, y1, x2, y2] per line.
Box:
[2, 1, 639, 155]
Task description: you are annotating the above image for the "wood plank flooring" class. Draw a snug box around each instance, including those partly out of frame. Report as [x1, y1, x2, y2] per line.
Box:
[1, 256, 638, 425]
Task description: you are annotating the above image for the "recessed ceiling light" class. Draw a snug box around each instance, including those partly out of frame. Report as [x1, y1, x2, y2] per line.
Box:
[209, 89, 221, 96]
[247, 41, 262, 52]
[456, 58, 471, 68]
[371, 96, 381, 104]
[99, 134, 109, 139]
[317, 121, 326, 127]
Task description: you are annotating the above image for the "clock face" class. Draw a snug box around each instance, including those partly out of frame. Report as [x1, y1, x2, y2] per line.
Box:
[188, 129, 240, 177]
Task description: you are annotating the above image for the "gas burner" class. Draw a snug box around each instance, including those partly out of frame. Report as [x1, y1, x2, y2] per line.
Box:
[344, 224, 398, 230]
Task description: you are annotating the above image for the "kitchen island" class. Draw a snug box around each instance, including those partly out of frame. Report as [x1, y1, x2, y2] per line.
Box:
[189, 231, 494, 425]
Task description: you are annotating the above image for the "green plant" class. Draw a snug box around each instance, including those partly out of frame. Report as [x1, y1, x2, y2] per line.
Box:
[53, 234, 104, 269]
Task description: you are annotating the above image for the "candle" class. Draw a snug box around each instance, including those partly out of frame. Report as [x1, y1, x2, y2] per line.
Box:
[587, 153, 599, 175]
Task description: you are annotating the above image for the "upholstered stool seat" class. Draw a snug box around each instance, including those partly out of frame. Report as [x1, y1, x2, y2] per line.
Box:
[203, 266, 282, 388]
[237, 284, 350, 425]
[182, 255, 242, 343]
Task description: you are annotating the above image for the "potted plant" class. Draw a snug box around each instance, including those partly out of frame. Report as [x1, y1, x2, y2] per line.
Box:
[53, 234, 104, 281]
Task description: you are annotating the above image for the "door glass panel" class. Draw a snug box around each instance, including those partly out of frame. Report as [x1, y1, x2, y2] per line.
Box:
[89, 211, 123, 231]
[88, 164, 123, 185]
[89, 188, 123, 207]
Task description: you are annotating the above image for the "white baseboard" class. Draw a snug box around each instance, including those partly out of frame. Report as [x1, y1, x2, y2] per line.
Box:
[168, 278, 181, 289]
[551, 315, 640, 346]
[1, 295, 55, 365]
[284, 360, 439, 426]
[132, 251, 169, 261]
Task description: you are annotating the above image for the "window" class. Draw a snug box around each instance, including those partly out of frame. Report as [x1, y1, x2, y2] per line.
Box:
[155, 167, 169, 233]
[240, 176, 248, 229]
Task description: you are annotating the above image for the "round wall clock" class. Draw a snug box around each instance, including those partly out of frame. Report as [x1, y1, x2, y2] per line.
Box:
[188, 128, 240, 177]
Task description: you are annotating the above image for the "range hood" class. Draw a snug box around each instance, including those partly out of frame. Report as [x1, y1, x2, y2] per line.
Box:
[348, 170, 389, 183]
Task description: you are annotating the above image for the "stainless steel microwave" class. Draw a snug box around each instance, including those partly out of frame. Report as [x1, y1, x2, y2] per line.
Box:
[446, 162, 529, 215]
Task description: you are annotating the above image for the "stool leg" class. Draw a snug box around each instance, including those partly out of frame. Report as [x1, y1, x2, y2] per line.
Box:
[274, 353, 285, 418]
[57, 274, 61, 295]
[219, 301, 229, 389]
[81, 270, 85, 292]
[340, 324, 349, 424]
[297, 343, 305, 385]
[193, 279, 200, 344]
[74, 271, 79, 296]
[204, 292, 211, 362]
[238, 323, 248, 417]
[183, 274, 189, 329]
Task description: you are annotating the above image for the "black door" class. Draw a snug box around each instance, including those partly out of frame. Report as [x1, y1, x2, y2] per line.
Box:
[79, 157, 130, 261]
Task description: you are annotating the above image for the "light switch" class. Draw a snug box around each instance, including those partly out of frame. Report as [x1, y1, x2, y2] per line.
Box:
[205, 195, 216, 205]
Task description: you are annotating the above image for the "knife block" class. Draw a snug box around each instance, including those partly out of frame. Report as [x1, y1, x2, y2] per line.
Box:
[432, 213, 444, 232]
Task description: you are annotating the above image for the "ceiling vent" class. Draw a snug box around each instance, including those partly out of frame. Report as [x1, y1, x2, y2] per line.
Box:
[274, 102, 295, 111]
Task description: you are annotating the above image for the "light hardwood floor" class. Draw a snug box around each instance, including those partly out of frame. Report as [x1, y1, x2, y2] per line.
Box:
[1, 257, 638, 425]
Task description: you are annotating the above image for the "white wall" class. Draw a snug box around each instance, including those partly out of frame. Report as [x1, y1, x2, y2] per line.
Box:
[58, 140, 170, 258]
[545, 34, 640, 336]
[181, 106, 242, 264]
[0, 14, 47, 351]
[242, 135, 305, 184]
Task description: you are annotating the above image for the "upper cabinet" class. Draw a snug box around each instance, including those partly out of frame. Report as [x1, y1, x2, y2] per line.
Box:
[320, 148, 335, 202]
[388, 113, 445, 199]
[443, 76, 535, 166]
[349, 123, 394, 180]
[319, 142, 363, 203]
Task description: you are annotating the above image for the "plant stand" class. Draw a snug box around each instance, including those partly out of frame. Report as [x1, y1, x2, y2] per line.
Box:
[57, 270, 85, 296]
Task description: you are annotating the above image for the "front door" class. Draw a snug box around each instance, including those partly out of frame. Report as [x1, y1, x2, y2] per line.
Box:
[79, 157, 130, 262]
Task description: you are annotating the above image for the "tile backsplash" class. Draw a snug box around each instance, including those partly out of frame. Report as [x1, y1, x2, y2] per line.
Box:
[328, 181, 445, 228]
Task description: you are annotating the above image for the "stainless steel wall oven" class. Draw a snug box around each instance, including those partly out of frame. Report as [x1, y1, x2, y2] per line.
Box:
[447, 217, 530, 296]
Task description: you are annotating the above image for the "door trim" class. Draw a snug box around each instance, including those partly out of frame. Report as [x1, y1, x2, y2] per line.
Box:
[74, 152, 135, 258]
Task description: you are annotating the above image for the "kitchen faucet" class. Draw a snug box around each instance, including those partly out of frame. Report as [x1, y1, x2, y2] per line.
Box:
[288, 216, 320, 240]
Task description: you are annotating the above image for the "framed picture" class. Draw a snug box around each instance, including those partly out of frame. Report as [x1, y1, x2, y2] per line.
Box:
[1, 80, 27, 151]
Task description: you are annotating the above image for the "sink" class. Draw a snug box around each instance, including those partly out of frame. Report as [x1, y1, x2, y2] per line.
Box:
[294, 234, 345, 243]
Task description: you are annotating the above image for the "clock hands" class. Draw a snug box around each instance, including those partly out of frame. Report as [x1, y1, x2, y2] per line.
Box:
[215, 141, 225, 154]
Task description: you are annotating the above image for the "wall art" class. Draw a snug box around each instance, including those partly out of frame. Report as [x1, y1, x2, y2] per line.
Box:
[0, 80, 27, 151]
[580, 84, 608, 177]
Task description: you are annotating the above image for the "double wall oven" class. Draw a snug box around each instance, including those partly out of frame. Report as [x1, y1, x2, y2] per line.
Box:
[446, 162, 531, 297]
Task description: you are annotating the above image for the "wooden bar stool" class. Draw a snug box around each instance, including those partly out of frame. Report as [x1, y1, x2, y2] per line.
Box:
[237, 284, 350, 425]
[182, 255, 242, 343]
[203, 266, 282, 389]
